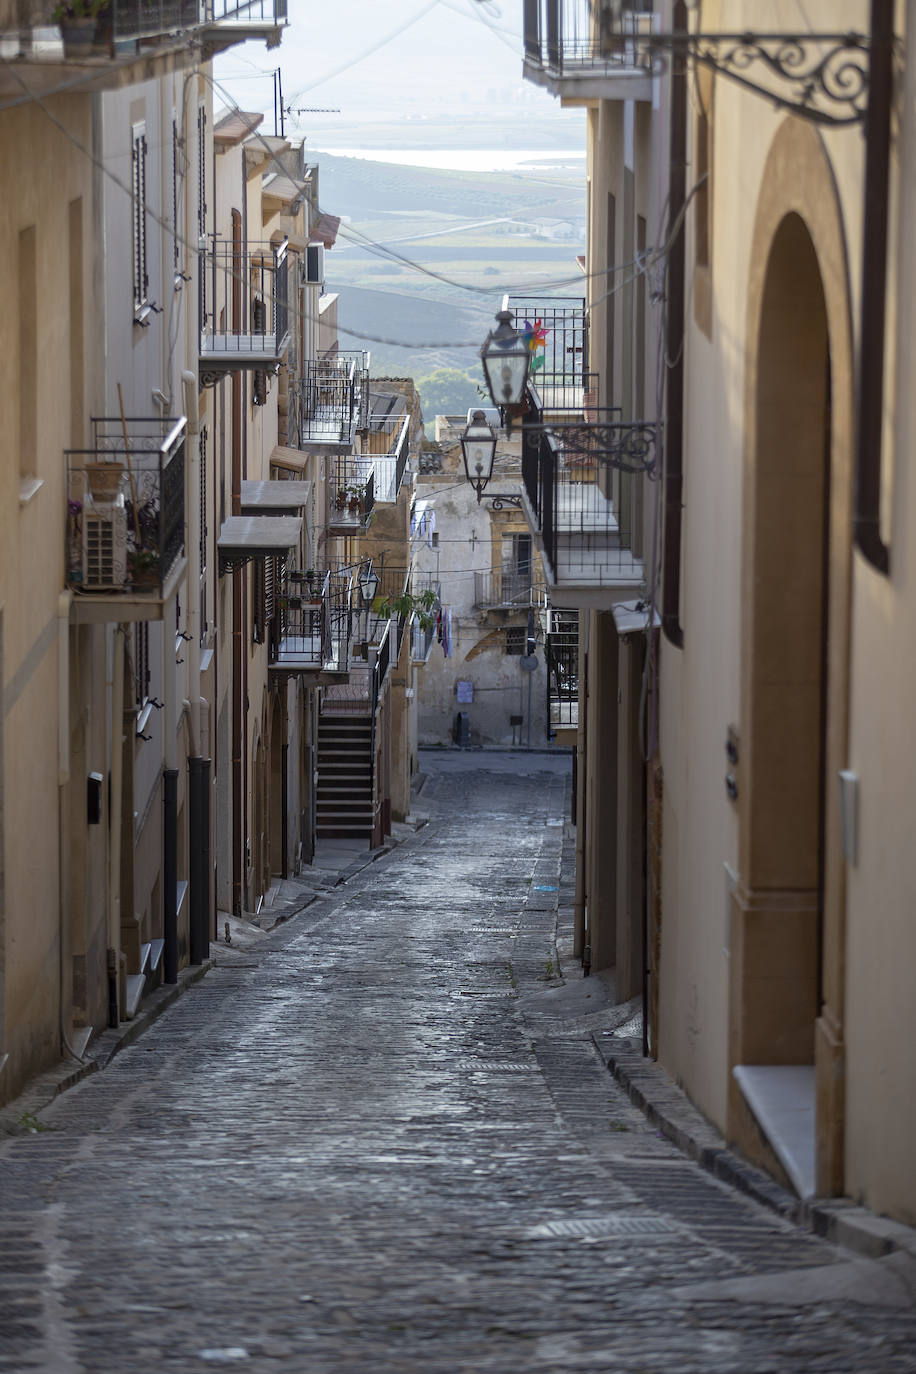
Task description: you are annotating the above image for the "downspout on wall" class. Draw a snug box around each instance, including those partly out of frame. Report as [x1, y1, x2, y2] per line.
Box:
[662, 0, 687, 649]
[854, 0, 893, 574]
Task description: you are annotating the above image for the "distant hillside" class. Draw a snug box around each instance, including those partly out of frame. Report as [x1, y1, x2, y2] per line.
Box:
[316, 153, 584, 223]
[317, 152, 586, 382]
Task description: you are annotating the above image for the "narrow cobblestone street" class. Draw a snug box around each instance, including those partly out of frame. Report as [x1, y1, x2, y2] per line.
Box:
[2, 753, 915, 1373]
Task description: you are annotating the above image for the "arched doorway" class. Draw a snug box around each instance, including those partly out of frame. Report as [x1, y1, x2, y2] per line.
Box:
[730, 213, 833, 1197]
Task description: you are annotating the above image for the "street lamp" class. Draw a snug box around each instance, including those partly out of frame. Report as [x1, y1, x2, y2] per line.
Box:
[461, 410, 497, 502]
[480, 305, 530, 428]
[358, 561, 380, 605]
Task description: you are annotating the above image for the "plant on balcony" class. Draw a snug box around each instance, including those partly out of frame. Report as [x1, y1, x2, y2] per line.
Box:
[375, 588, 437, 631]
[346, 482, 365, 516]
[127, 548, 160, 589]
[53, 0, 109, 55]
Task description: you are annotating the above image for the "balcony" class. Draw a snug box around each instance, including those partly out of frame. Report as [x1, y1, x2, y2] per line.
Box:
[199, 238, 289, 384]
[522, 0, 655, 103]
[66, 416, 186, 623]
[361, 410, 411, 504]
[268, 569, 352, 681]
[327, 458, 375, 534]
[289, 356, 360, 455]
[545, 608, 579, 735]
[0, 0, 286, 95]
[521, 385, 653, 605]
[410, 577, 441, 665]
[507, 296, 594, 411]
[474, 570, 545, 610]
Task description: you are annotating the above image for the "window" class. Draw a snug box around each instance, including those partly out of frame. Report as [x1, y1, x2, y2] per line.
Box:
[501, 532, 532, 602]
[197, 104, 207, 243]
[131, 124, 149, 311]
[18, 225, 36, 481]
[135, 622, 150, 706]
[252, 557, 277, 645]
[171, 117, 180, 267]
[505, 626, 525, 656]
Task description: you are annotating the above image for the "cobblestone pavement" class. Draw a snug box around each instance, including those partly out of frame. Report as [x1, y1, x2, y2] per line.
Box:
[2, 752, 915, 1373]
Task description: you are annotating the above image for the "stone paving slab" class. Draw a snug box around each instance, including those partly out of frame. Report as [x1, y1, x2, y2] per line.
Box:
[0, 752, 914, 1372]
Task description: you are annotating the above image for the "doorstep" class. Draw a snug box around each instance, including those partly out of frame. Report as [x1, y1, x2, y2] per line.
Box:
[733, 1064, 816, 1200]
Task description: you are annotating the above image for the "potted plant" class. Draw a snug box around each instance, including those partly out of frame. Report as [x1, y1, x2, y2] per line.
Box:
[127, 548, 160, 589]
[53, 0, 109, 56]
[85, 457, 124, 501]
[346, 482, 364, 516]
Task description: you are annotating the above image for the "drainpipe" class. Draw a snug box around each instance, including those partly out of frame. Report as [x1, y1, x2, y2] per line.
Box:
[231, 367, 244, 918]
[107, 625, 125, 1024]
[854, 0, 893, 574]
[188, 756, 211, 964]
[183, 370, 202, 748]
[662, 0, 687, 648]
[57, 592, 85, 1061]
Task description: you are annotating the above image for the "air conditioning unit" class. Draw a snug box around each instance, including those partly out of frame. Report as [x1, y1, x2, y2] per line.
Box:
[304, 243, 325, 286]
[83, 498, 128, 589]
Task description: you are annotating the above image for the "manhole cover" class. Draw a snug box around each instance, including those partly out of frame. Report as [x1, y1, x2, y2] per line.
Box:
[526, 1215, 678, 1240]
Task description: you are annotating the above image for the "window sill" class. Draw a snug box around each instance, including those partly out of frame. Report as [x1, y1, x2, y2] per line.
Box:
[19, 478, 43, 507]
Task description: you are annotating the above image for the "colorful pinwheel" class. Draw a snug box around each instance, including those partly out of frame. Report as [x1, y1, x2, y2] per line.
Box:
[523, 318, 550, 373]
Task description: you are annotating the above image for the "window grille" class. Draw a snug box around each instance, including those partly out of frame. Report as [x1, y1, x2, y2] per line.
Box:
[506, 626, 526, 656]
[131, 125, 149, 309]
[171, 118, 180, 267]
[135, 622, 150, 706]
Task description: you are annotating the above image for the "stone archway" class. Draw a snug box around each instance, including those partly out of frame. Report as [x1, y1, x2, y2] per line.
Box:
[730, 119, 855, 1198]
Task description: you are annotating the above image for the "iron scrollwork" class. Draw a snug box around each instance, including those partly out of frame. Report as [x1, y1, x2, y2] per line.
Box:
[529, 420, 660, 476]
[483, 493, 523, 510]
[650, 31, 873, 127]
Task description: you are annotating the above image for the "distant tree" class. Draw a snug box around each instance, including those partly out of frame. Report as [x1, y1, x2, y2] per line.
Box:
[416, 368, 485, 425]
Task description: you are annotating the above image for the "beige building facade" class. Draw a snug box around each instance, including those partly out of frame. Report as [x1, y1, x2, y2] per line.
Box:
[521, 0, 915, 1224]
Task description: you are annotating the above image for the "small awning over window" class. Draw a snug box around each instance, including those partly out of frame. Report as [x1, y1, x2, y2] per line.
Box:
[240, 480, 312, 512]
[217, 515, 301, 564]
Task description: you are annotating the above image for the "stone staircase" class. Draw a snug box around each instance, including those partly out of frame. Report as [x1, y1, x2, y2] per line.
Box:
[317, 713, 374, 841]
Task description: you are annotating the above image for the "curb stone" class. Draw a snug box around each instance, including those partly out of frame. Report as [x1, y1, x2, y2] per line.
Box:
[553, 804, 916, 1263]
[594, 1033, 916, 1259]
[1, 818, 430, 1130]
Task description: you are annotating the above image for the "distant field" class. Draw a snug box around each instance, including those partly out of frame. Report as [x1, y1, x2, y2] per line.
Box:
[318, 152, 586, 382]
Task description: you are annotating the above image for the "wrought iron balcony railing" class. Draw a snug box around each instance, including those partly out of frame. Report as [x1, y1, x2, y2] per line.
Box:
[290, 356, 359, 452]
[474, 570, 544, 610]
[0, 0, 285, 66]
[327, 457, 375, 532]
[546, 608, 579, 733]
[508, 297, 592, 410]
[521, 385, 652, 589]
[361, 411, 411, 504]
[66, 416, 186, 599]
[199, 238, 289, 382]
[523, 0, 654, 88]
[268, 568, 351, 676]
[410, 576, 440, 664]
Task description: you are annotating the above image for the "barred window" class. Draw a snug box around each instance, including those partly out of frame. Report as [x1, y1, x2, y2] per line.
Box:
[131, 124, 149, 309]
[171, 117, 180, 267]
[135, 622, 150, 706]
[505, 626, 525, 656]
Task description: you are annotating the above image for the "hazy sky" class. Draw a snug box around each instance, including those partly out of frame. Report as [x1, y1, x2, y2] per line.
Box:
[215, 0, 584, 146]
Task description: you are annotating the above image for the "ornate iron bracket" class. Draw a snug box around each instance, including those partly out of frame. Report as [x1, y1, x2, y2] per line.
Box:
[481, 493, 523, 510]
[526, 421, 660, 476]
[646, 31, 875, 127]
